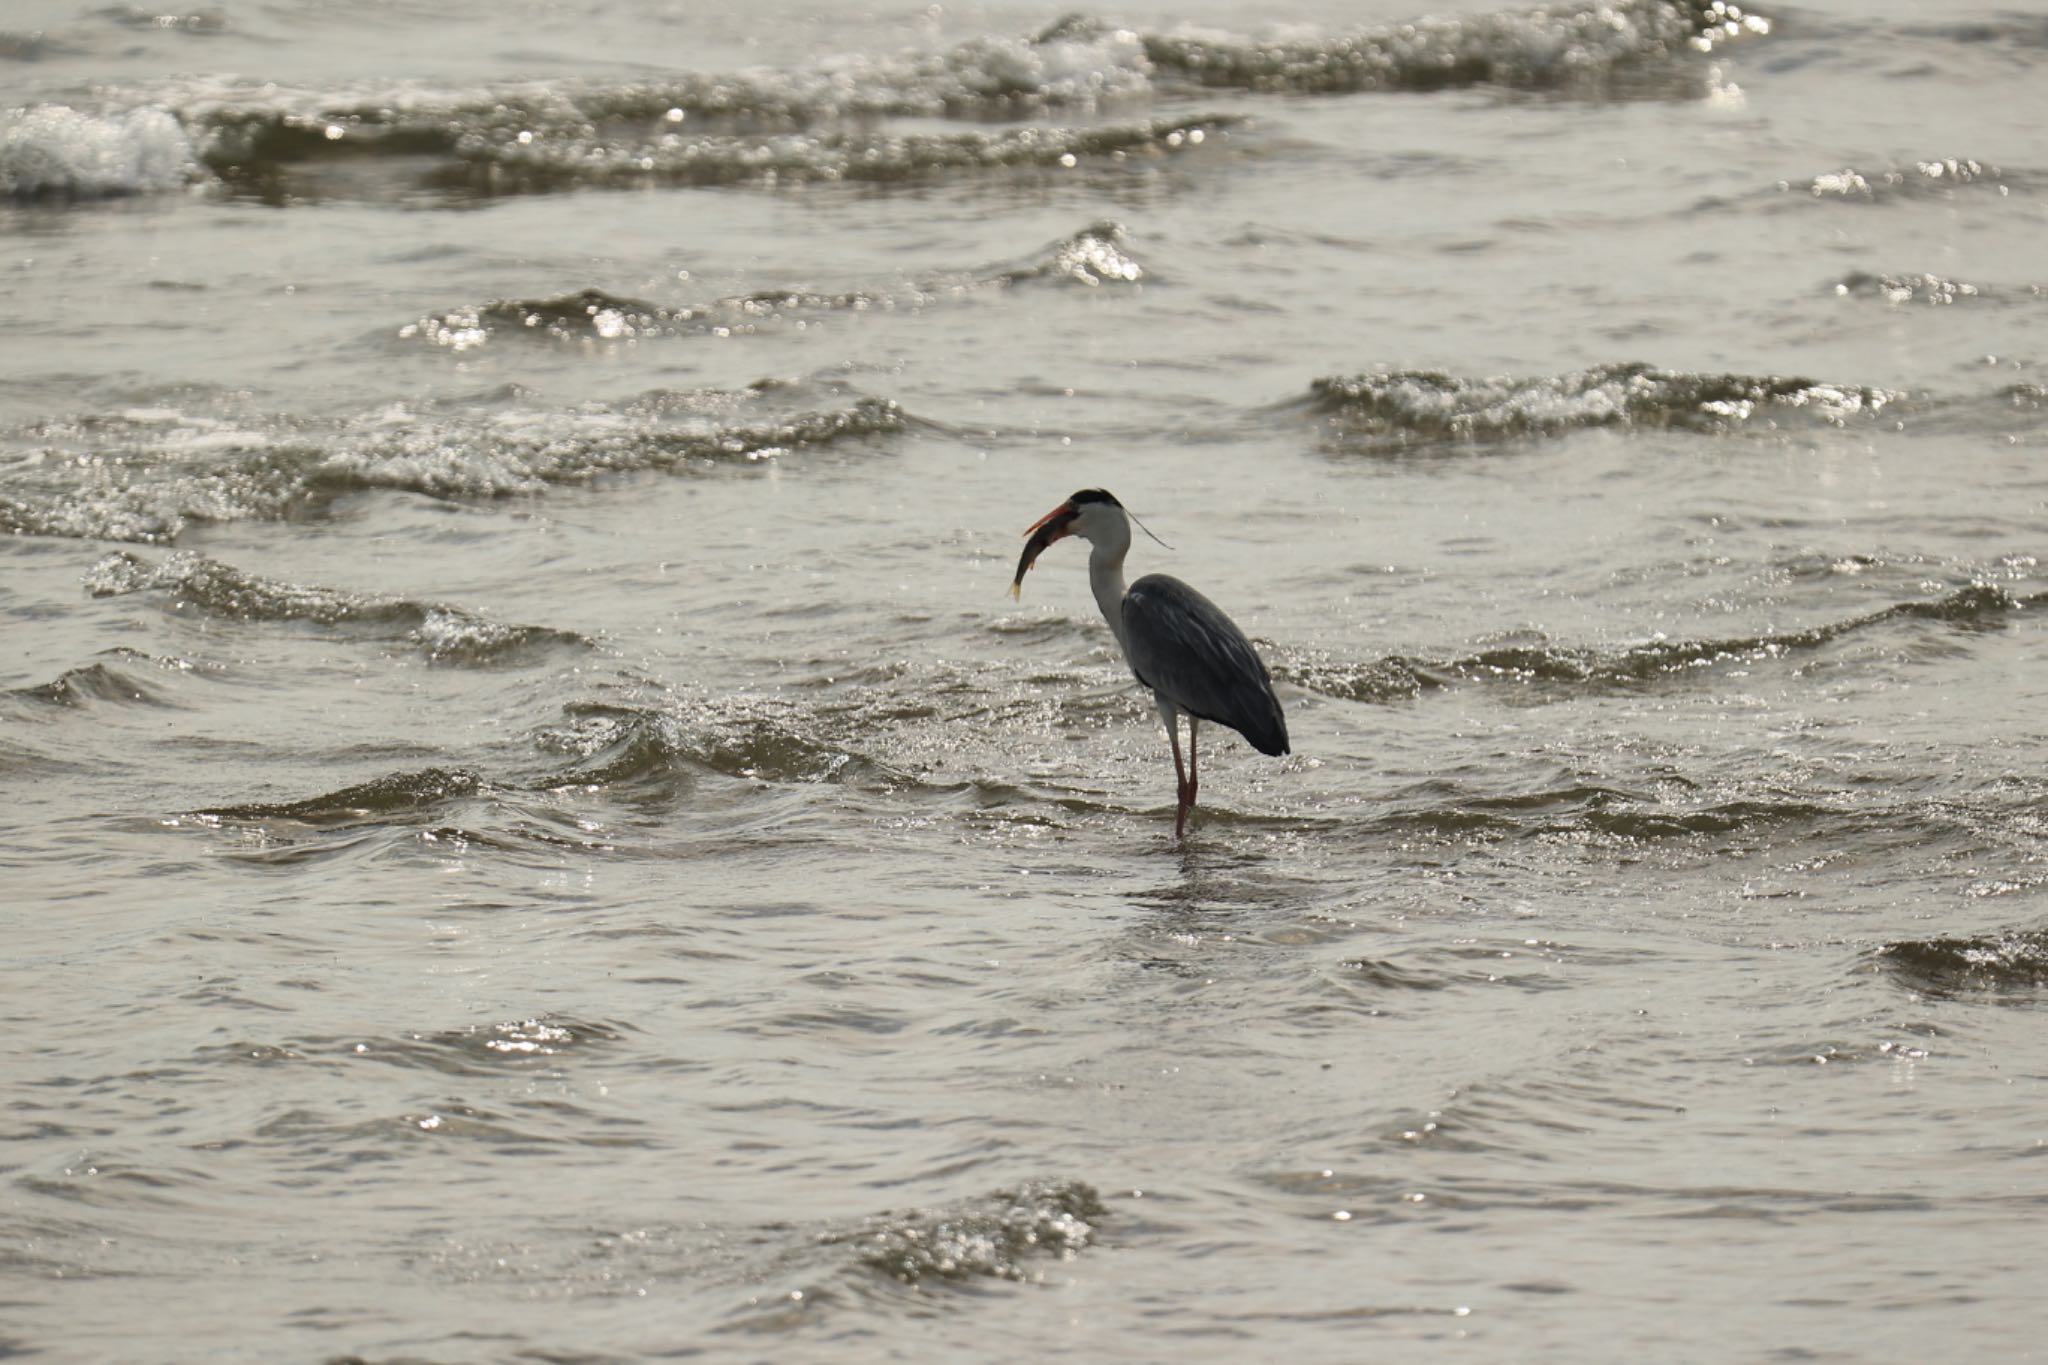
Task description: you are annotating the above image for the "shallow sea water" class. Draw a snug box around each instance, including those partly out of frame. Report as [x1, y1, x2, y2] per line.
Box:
[4, 0, 2048, 1359]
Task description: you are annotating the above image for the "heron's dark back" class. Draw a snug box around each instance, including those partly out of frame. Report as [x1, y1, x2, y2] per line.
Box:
[1121, 573, 1289, 756]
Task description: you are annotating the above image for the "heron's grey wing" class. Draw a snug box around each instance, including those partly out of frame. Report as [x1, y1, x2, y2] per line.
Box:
[1122, 574, 1289, 755]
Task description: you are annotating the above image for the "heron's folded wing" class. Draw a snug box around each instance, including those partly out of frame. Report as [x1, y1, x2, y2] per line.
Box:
[1122, 574, 1289, 756]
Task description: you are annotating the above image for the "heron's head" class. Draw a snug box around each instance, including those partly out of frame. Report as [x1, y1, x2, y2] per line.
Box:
[1009, 489, 1125, 598]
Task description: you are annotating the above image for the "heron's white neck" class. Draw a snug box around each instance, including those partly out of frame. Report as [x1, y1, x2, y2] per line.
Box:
[1086, 528, 1131, 649]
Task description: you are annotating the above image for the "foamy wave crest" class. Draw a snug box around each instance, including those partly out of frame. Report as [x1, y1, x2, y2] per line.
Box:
[535, 697, 899, 793]
[0, 387, 907, 542]
[999, 219, 1146, 286]
[321, 395, 904, 496]
[181, 26, 1158, 198]
[155, 1, 1759, 202]
[191, 765, 491, 825]
[1286, 583, 2048, 704]
[1, 104, 201, 198]
[1306, 363, 1896, 445]
[84, 550, 587, 663]
[193, 24, 1151, 155]
[1784, 157, 2016, 203]
[1141, 0, 1767, 96]
[435, 114, 1232, 193]
[823, 1179, 1105, 1286]
[650, 22, 1155, 121]
[1831, 272, 1992, 306]
[1879, 929, 2048, 997]
[400, 223, 1142, 351]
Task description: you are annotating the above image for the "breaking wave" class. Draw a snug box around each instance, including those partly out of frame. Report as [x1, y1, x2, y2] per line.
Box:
[1831, 272, 1996, 306]
[1139, 0, 1765, 96]
[534, 698, 900, 796]
[194, 1015, 631, 1077]
[315, 394, 905, 499]
[181, 687, 901, 843]
[195, 765, 492, 824]
[402, 222, 1142, 351]
[1782, 157, 2015, 203]
[0, 387, 906, 543]
[1438, 584, 2040, 684]
[822, 1179, 1105, 1286]
[1877, 930, 2048, 998]
[1303, 363, 1897, 445]
[1286, 583, 2046, 700]
[422, 115, 1237, 195]
[8, 654, 176, 709]
[21, 0, 1768, 205]
[83, 550, 588, 664]
[1, 104, 201, 199]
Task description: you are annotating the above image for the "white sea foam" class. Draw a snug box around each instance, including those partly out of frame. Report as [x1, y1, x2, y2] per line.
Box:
[0, 104, 200, 197]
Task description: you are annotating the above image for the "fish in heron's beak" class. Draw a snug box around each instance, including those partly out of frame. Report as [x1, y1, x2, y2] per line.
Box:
[1009, 502, 1078, 599]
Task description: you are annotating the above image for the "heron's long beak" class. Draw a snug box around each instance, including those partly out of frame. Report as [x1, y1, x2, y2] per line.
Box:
[1009, 502, 1077, 599]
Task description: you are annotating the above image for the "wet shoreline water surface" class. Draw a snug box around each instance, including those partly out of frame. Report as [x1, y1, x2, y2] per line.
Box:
[4, 0, 2047, 1358]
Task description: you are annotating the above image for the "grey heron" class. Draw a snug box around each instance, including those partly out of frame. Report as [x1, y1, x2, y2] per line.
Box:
[1009, 488, 1289, 837]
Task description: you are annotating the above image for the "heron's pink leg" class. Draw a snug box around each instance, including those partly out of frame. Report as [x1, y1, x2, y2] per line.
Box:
[1167, 716, 1191, 838]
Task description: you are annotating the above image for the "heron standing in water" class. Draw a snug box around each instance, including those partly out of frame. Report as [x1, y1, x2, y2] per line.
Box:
[1010, 488, 1288, 837]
